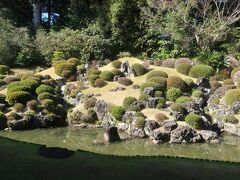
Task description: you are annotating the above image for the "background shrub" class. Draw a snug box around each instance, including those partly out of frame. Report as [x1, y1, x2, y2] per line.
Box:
[100, 71, 114, 81]
[117, 77, 133, 86]
[0, 65, 10, 75]
[36, 85, 55, 95]
[7, 91, 32, 105]
[167, 88, 183, 101]
[131, 63, 147, 76]
[224, 89, 240, 105]
[176, 63, 192, 75]
[167, 76, 186, 92]
[146, 70, 168, 79]
[112, 60, 122, 69]
[185, 113, 202, 129]
[123, 97, 137, 109]
[111, 106, 125, 121]
[189, 64, 214, 78]
[94, 78, 106, 87]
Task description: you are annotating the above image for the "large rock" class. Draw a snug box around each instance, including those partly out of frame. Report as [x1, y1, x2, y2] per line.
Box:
[196, 77, 210, 89]
[104, 127, 121, 143]
[162, 120, 178, 132]
[55, 77, 65, 86]
[94, 100, 107, 120]
[147, 97, 159, 108]
[9, 118, 32, 130]
[0, 103, 6, 112]
[170, 126, 203, 143]
[199, 130, 219, 142]
[224, 123, 240, 136]
[144, 120, 160, 136]
[151, 129, 170, 144]
[121, 60, 131, 77]
[101, 114, 114, 129]
[133, 100, 147, 110]
[144, 87, 155, 97]
[121, 111, 136, 122]
[117, 122, 129, 131]
[171, 111, 185, 121]
[129, 127, 147, 138]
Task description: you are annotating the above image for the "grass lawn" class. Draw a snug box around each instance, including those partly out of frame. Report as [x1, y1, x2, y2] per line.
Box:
[0, 136, 240, 180]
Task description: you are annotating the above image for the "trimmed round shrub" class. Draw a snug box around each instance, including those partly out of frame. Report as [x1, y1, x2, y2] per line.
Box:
[185, 113, 202, 129]
[140, 82, 161, 92]
[88, 75, 100, 86]
[84, 98, 97, 110]
[3, 76, 20, 84]
[117, 77, 133, 86]
[77, 64, 86, 74]
[156, 97, 166, 109]
[223, 79, 234, 86]
[13, 103, 25, 112]
[167, 88, 183, 101]
[27, 100, 39, 110]
[111, 69, 124, 77]
[167, 76, 186, 91]
[42, 99, 55, 110]
[54, 62, 76, 77]
[100, 71, 114, 81]
[0, 65, 10, 75]
[175, 58, 192, 67]
[135, 112, 146, 118]
[111, 106, 125, 121]
[131, 63, 147, 76]
[21, 79, 40, 91]
[176, 63, 192, 75]
[146, 70, 168, 79]
[155, 113, 168, 123]
[123, 97, 137, 109]
[138, 93, 150, 101]
[94, 78, 106, 87]
[61, 70, 72, 79]
[185, 78, 194, 87]
[86, 68, 101, 78]
[189, 64, 214, 78]
[127, 104, 141, 112]
[161, 59, 175, 68]
[223, 115, 239, 124]
[231, 66, 240, 77]
[147, 77, 167, 91]
[132, 117, 145, 128]
[112, 60, 122, 69]
[155, 91, 163, 97]
[0, 94, 6, 103]
[67, 58, 81, 66]
[38, 92, 57, 102]
[36, 85, 55, 95]
[170, 103, 186, 114]
[176, 96, 193, 104]
[7, 91, 32, 105]
[224, 89, 240, 105]
[192, 90, 204, 98]
[7, 84, 32, 94]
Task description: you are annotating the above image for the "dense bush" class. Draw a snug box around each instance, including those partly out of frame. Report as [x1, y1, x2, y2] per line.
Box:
[100, 71, 114, 81]
[176, 96, 193, 104]
[131, 63, 147, 76]
[167, 88, 183, 101]
[0, 94, 6, 104]
[185, 113, 202, 129]
[7, 84, 32, 94]
[88, 75, 100, 86]
[42, 99, 55, 110]
[176, 63, 192, 75]
[146, 70, 168, 79]
[155, 113, 168, 123]
[7, 91, 32, 105]
[127, 104, 141, 112]
[112, 60, 122, 69]
[67, 58, 81, 66]
[84, 98, 97, 110]
[94, 78, 106, 87]
[138, 93, 150, 101]
[224, 89, 240, 105]
[0, 112, 7, 130]
[54, 62, 76, 77]
[111, 106, 125, 121]
[86, 68, 101, 78]
[117, 77, 133, 86]
[36, 85, 55, 95]
[161, 59, 175, 68]
[0, 65, 10, 75]
[156, 97, 166, 109]
[140, 82, 161, 92]
[27, 100, 39, 111]
[155, 91, 163, 97]
[189, 64, 214, 78]
[167, 76, 186, 92]
[13, 103, 25, 112]
[192, 90, 204, 98]
[170, 103, 186, 114]
[38, 92, 57, 102]
[21, 79, 40, 91]
[132, 117, 145, 128]
[223, 115, 239, 124]
[123, 97, 137, 109]
[147, 77, 167, 91]
[111, 69, 124, 77]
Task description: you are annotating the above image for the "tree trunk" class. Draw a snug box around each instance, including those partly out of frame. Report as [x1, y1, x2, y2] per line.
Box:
[32, 0, 41, 28]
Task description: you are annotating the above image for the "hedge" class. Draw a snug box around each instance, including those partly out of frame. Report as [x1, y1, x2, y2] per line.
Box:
[55, 62, 76, 77]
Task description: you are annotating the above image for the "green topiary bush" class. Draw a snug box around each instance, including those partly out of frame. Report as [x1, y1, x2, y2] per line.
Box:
[41, 99, 55, 110]
[156, 97, 166, 109]
[7, 84, 32, 94]
[140, 82, 162, 92]
[176, 96, 193, 104]
[27, 100, 39, 111]
[192, 90, 204, 98]
[21, 79, 40, 91]
[13, 103, 25, 112]
[54, 62, 76, 77]
[155, 91, 163, 97]
[147, 77, 167, 91]
[167, 76, 186, 92]
[67, 58, 81, 66]
[176, 63, 192, 75]
[138, 93, 150, 101]
[84, 97, 97, 110]
[132, 117, 145, 128]
[155, 113, 168, 123]
[185, 113, 202, 129]
[111, 69, 124, 77]
[7, 91, 32, 105]
[36, 85, 55, 95]
[224, 89, 240, 105]
[111, 106, 125, 121]
[223, 115, 239, 124]
[123, 97, 137, 109]
[0, 65, 10, 75]
[131, 63, 147, 76]
[189, 64, 214, 78]
[127, 104, 141, 112]
[112, 60, 122, 69]
[38, 92, 57, 102]
[94, 78, 106, 87]
[117, 77, 133, 86]
[167, 88, 183, 101]
[146, 70, 168, 79]
[99, 71, 114, 81]
[88, 75, 100, 86]
[135, 112, 146, 118]
[170, 103, 186, 114]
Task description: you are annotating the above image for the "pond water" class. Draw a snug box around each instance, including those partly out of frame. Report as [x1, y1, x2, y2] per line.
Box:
[0, 127, 240, 162]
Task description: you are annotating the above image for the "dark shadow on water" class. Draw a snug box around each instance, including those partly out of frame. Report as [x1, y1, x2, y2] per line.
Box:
[38, 145, 74, 159]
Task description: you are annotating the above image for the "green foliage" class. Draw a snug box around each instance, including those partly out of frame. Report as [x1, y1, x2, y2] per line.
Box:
[16, 47, 42, 67]
[146, 70, 168, 79]
[0, 94, 6, 104]
[117, 52, 132, 58]
[67, 57, 81, 66]
[117, 77, 133, 86]
[192, 90, 204, 98]
[112, 60, 122, 69]
[100, 71, 114, 81]
[27, 100, 39, 111]
[123, 97, 137, 109]
[88, 75, 100, 87]
[189, 65, 214, 78]
[176, 63, 192, 75]
[167, 88, 183, 102]
[132, 117, 145, 128]
[138, 93, 150, 101]
[42, 99, 55, 110]
[111, 106, 125, 121]
[13, 103, 25, 112]
[147, 77, 167, 91]
[224, 89, 240, 105]
[211, 97, 220, 105]
[223, 79, 234, 86]
[223, 115, 239, 124]
[94, 78, 106, 88]
[54, 62, 76, 77]
[111, 69, 124, 77]
[231, 66, 240, 77]
[156, 97, 166, 109]
[155, 91, 163, 98]
[176, 96, 193, 104]
[38, 92, 57, 102]
[7, 91, 32, 105]
[0, 65, 10, 75]
[84, 98, 97, 110]
[36, 85, 55, 95]
[21, 79, 40, 91]
[131, 63, 147, 76]
[52, 51, 65, 64]
[127, 104, 141, 112]
[86, 68, 101, 78]
[167, 76, 186, 92]
[185, 113, 202, 130]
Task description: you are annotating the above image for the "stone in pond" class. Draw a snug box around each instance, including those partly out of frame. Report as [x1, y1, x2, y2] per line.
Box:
[104, 127, 121, 143]
[38, 145, 74, 159]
